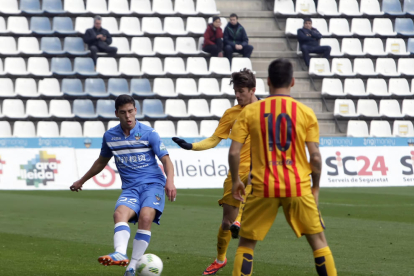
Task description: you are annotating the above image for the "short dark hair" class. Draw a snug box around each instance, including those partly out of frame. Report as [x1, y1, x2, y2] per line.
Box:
[115, 94, 135, 111]
[229, 13, 238, 19]
[268, 58, 293, 89]
[230, 68, 256, 90]
[304, 17, 312, 23]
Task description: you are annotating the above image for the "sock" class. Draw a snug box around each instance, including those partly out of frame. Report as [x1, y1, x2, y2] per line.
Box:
[216, 225, 232, 262]
[235, 203, 244, 223]
[313, 246, 337, 276]
[114, 222, 130, 255]
[232, 246, 254, 276]
[127, 229, 151, 271]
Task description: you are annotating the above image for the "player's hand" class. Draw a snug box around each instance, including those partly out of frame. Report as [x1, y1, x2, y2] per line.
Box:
[312, 187, 320, 206]
[172, 137, 193, 150]
[165, 180, 177, 202]
[96, 34, 103, 39]
[232, 178, 245, 202]
[70, 180, 84, 192]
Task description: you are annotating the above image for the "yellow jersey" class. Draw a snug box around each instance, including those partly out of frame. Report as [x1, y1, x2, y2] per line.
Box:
[214, 105, 252, 175]
[229, 95, 319, 198]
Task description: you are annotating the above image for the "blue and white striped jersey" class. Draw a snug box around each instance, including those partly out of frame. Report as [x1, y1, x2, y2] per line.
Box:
[100, 121, 168, 189]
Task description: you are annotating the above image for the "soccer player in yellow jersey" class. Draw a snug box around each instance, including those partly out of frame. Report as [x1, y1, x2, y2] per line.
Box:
[172, 69, 259, 275]
[228, 59, 337, 276]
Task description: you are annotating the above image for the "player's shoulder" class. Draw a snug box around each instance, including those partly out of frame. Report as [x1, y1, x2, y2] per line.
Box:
[139, 121, 154, 132]
[104, 124, 122, 140]
[293, 98, 316, 115]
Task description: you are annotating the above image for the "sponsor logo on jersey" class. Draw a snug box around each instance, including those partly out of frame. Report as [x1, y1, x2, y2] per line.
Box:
[155, 194, 161, 201]
[111, 137, 122, 141]
[18, 151, 61, 187]
[153, 202, 160, 206]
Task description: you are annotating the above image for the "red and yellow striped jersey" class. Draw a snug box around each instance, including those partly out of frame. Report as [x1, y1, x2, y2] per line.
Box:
[229, 95, 319, 198]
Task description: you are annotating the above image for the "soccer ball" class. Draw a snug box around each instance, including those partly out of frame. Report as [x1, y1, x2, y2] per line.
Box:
[135, 254, 163, 275]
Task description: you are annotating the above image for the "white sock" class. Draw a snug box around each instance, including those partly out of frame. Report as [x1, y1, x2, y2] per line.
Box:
[216, 259, 225, 264]
[114, 222, 130, 255]
[127, 229, 151, 271]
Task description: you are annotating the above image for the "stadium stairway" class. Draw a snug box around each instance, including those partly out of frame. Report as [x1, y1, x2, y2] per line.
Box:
[216, 0, 340, 136]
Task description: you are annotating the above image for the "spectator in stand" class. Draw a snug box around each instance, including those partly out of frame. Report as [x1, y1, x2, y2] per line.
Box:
[223, 13, 254, 61]
[83, 15, 117, 66]
[202, 16, 224, 57]
[297, 18, 331, 67]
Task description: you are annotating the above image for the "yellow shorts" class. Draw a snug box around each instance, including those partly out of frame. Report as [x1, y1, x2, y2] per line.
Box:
[218, 173, 251, 208]
[240, 193, 325, 241]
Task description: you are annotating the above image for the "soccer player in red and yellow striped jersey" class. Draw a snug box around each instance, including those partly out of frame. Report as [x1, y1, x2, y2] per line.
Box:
[228, 59, 337, 276]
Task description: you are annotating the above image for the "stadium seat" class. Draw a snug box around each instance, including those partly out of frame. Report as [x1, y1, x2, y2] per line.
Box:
[402, 99, 414, 117]
[75, 17, 93, 34]
[177, 121, 199, 137]
[28, 57, 52, 76]
[102, 17, 120, 35]
[21, 0, 42, 14]
[164, 57, 186, 75]
[43, 0, 65, 14]
[154, 37, 177, 55]
[321, 78, 344, 97]
[27, 100, 51, 119]
[354, 58, 377, 76]
[343, 78, 366, 97]
[347, 120, 369, 137]
[107, 78, 129, 97]
[186, 57, 210, 76]
[274, 0, 296, 15]
[198, 78, 221, 96]
[119, 57, 142, 77]
[142, 17, 165, 35]
[164, 17, 187, 35]
[341, 38, 364, 56]
[285, 18, 304, 36]
[141, 57, 165, 76]
[370, 121, 392, 137]
[188, 99, 211, 117]
[74, 57, 97, 76]
[176, 37, 200, 55]
[175, 0, 198, 15]
[373, 18, 396, 36]
[153, 0, 176, 15]
[73, 99, 97, 119]
[84, 78, 107, 97]
[108, 0, 131, 14]
[38, 78, 63, 97]
[331, 59, 354, 77]
[357, 99, 380, 117]
[86, 0, 109, 14]
[107, 120, 119, 130]
[408, 39, 414, 55]
[363, 38, 386, 56]
[15, 78, 38, 97]
[62, 78, 84, 97]
[360, 0, 384, 15]
[49, 99, 74, 118]
[84, 121, 105, 137]
[295, 0, 317, 15]
[231, 58, 254, 73]
[8, 17, 31, 34]
[0, 37, 18, 55]
[53, 17, 76, 35]
[154, 121, 175, 137]
[96, 99, 116, 119]
[320, 38, 341, 56]
[210, 57, 231, 75]
[120, 17, 143, 36]
[64, 37, 88, 55]
[196, 0, 219, 15]
[0, 121, 12, 137]
[395, 18, 414, 36]
[13, 121, 35, 137]
[220, 78, 233, 95]
[131, 78, 154, 97]
[334, 99, 357, 118]
[1, 0, 21, 15]
[18, 37, 41, 54]
[339, 0, 362, 16]
[186, 17, 207, 35]
[111, 37, 130, 54]
[143, 99, 167, 118]
[165, 99, 188, 118]
[200, 120, 219, 137]
[41, 37, 64, 55]
[389, 78, 412, 96]
[64, 0, 86, 14]
[131, 37, 154, 56]
[386, 39, 409, 56]
[404, 0, 414, 15]
[0, 78, 15, 97]
[383, 0, 404, 16]
[130, 0, 153, 15]
[393, 121, 414, 137]
[4, 57, 28, 76]
[329, 18, 352, 36]
[380, 99, 403, 118]
[96, 57, 120, 77]
[0, 17, 7, 33]
[312, 18, 330, 36]
[31, 17, 54, 35]
[211, 99, 231, 117]
[351, 18, 373, 36]
[60, 121, 83, 137]
[153, 78, 176, 97]
[366, 78, 389, 96]
[255, 79, 269, 96]
[376, 58, 399, 77]
[37, 121, 59, 137]
[176, 78, 199, 96]
[318, 0, 340, 16]
[309, 58, 333, 77]
[3, 99, 26, 119]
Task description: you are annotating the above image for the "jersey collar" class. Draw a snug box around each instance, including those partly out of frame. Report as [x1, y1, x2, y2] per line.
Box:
[121, 120, 140, 139]
[266, 94, 291, 98]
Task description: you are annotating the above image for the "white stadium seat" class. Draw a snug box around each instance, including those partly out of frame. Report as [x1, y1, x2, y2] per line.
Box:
[0, 37, 18, 55]
[7, 17, 31, 34]
[130, 0, 153, 15]
[256, 78, 269, 96]
[211, 99, 231, 117]
[26, 100, 50, 118]
[176, 78, 199, 96]
[164, 57, 187, 75]
[0, 78, 15, 98]
[385, 39, 409, 56]
[329, 18, 352, 36]
[366, 78, 389, 97]
[3, 99, 27, 119]
[102, 17, 120, 35]
[334, 99, 357, 117]
[357, 99, 380, 117]
[379, 100, 403, 118]
[142, 17, 165, 35]
[318, 0, 340, 16]
[50, 100, 74, 118]
[200, 120, 219, 137]
[196, 0, 219, 15]
[351, 18, 374, 36]
[75, 17, 93, 34]
[360, 0, 384, 16]
[108, 0, 131, 14]
[187, 57, 210, 76]
[65, 0, 87, 14]
[111, 37, 131, 54]
[320, 38, 341, 56]
[342, 38, 364, 56]
[370, 121, 392, 137]
[97, 57, 120, 76]
[107, 120, 119, 130]
[186, 17, 207, 35]
[175, 0, 198, 15]
[393, 121, 414, 137]
[86, 0, 109, 14]
[120, 17, 143, 36]
[402, 99, 414, 117]
[296, 0, 317, 15]
[154, 37, 177, 55]
[39, 78, 63, 97]
[376, 58, 399, 77]
[141, 57, 164, 76]
[398, 58, 414, 76]
[344, 78, 367, 96]
[0, 121, 12, 137]
[153, 0, 176, 15]
[354, 58, 377, 76]
[1, 0, 20, 14]
[331, 58, 355, 76]
[199, 78, 222, 96]
[176, 37, 200, 55]
[18, 37, 42, 54]
[373, 18, 396, 36]
[285, 18, 304, 36]
[131, 37, 155, 56]
[309, 58, 333, 76]
[37, 121, 59, 137]
[177, 121, 199, 137]
[154, 121, 176, 137]
[312, 18, 330, 36]
[210, 57, 231, 75]
[119, 57, 142, 76]
[274, 0, 296, 15]
[84, 121, 105, 137]
[322, 78, 344, 96]
[231, 58, 254, 73]
[188, 99, 211, 117]
[164, 17, 187, 35]
[389, 78, 412, 96]
[153, 78, 176, 97]
[221, 78, 233, 95]
[165, 99, 188, 118]
[14, 121, 35, 137]
[363, 38, 386, 56]
[61, 121, 83, 137]
[347, 121, 369, 137]
[28, 57, 52, 76]
[339, 0, 362, 16]
[15, 78, 38, 97]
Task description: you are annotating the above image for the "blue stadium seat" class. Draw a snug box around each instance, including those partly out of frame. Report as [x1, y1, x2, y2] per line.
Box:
[74, 57, 98, 76]
[53, 17, 76, 34]
[62, 78, 84, 97]
[135, 100, 144, 119]
[51, 57, 75, 76]
[85, 78, 108, 97]
[395, 18, 414, 36]
[31, 17, 54, 35]
[41, 37, 64, 54]
[97, 99, 116, 119]
[382, 0, 405, 15]
[143, 99, 167, 119]
[43, 0, 65, 14]
[64, 37, 88, 55]
[407, 38, 414, 54]
[108, 78, 130, 97]
[131, 79, 155, 97]
[73, 99, 97, 119]
[21, 0, 43, 14]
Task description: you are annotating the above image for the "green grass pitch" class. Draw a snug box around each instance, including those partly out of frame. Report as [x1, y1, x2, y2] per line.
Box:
[1, 187, 413, 276]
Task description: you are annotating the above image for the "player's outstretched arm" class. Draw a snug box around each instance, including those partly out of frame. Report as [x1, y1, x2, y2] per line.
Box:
[160, 155, 177, 202]
[172, 135, 222, 151]
[70, 155, 111, 192]
[307, 142, 322, 206]
[229, 140, 245, 202]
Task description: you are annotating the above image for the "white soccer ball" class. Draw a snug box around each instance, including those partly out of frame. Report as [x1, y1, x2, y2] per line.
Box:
[135, 254, 163, 275]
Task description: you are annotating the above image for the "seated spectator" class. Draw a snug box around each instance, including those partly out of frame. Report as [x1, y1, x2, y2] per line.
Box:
[83, 15, 117, 65]
[223, 13, 254, 61]
[297, 18, 331, 67]
[202, 16, 223, 57]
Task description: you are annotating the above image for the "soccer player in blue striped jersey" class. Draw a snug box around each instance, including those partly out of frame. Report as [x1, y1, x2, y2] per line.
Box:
[70, 95, 176, 276]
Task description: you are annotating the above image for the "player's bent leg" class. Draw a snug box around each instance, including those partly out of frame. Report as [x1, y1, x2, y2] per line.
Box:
[232, 237, 257, 276]
[306, 232, 337, 276]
